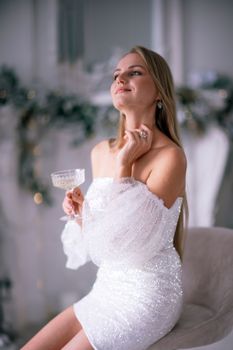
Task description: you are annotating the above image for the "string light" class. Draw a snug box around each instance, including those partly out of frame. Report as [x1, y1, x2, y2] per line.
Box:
[27, 89, 36, 100]
[36, 278, 44, 290]
[32, 145, 41, 156]
[33, 192, 43, 205]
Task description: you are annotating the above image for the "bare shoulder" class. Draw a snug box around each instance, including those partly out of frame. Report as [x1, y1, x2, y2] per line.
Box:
[146, 144, 187, 208]
[91, 139, 113, 177]
[155, 144, 187, 171]
[91, 139, 110, 158]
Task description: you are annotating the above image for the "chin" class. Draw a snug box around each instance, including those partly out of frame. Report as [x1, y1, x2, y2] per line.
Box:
[113, 102, 125, 111]
[113, 99, 133, 111]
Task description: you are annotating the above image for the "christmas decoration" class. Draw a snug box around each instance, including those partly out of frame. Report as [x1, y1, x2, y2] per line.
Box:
[177, 71, 233, 136]
[0, 65, 97, 204]
[1, 66, 233, 204]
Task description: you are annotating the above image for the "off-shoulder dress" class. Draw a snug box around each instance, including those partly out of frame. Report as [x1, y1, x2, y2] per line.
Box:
[61, 177, 183, 350]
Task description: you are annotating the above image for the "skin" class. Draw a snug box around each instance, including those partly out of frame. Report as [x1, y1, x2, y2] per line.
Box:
[21, 53, 186, 350]
[20, 306, 90, 350]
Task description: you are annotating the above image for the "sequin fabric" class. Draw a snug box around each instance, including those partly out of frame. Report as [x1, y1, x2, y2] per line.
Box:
[61, 177, 183, 350]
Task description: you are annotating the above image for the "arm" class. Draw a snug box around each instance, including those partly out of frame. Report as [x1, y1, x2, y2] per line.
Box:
[114, 124, 154, 179]
[62, 139, 112, 222]
[108, 122, 186, 207]
[62, 188, 84, 226]
[90, 124, 153, 179]
[61, 184, 89, 270]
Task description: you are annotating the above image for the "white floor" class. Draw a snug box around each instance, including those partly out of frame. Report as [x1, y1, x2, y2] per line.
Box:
[182, 329, 233, 350]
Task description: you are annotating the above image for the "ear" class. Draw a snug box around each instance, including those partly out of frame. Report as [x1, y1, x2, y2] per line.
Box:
[155, 94, 162, 102]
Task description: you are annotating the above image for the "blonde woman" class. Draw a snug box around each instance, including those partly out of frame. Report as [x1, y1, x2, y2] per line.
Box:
[21, 46, 187, 350]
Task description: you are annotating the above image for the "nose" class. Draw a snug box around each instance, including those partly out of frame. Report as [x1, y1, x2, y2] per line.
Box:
[116, 72, 127, 84]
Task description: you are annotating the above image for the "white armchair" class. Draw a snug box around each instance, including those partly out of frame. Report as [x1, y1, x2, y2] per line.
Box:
[149, 227, 233, 350]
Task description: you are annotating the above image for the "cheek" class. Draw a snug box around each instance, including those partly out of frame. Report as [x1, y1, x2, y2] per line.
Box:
[110, 83, 121, 107]
[110, 90, 117, 106]
[138, 85, 157, 103]
[111, 96, 121, 110]
[145, 84, 158, 102]
[111, 93, 127, 111]
[110, 87, 117, 106]
[110, 82, 115, 96]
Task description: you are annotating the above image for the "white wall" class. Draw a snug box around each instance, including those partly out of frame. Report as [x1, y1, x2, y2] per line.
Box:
[0, 0, 152, 86]
[1, 0, 233, 84]
[83, 0, 152, 65]
[0, 0, 57, 86]
[0, 0, 34, 83]
[183, 0, 233, 80]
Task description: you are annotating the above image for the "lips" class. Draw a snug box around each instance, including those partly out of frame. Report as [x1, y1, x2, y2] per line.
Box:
[115, 88, 131, 94]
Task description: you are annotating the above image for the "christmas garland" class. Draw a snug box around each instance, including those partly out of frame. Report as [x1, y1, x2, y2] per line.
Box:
[1, 65, 233, 205]
[177, 72, 233, 136]
[0, 65, 97, 204]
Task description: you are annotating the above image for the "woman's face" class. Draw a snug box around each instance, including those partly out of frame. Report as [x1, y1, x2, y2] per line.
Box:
[111, 53, 159, 111]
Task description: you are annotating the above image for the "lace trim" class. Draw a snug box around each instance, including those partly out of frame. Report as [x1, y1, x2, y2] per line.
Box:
[92, 176, 183, 211]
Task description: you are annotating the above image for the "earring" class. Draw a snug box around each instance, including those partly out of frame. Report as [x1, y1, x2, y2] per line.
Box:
[157, 100, 163, 109]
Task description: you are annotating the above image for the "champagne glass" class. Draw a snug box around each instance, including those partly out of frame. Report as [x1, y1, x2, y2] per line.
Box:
[51, 168, 85, 221]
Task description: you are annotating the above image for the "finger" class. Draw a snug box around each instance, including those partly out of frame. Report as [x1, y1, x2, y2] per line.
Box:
[134, 128, 148, 142]
[141, 123, 152, 132]
[127, 129, 142, 141]
[140, 124, 153, 141]
[134, 130, 142, 141]
[66, 207, 74, 215]
[72, 188, 84, 203]
[140, 124, 153, 137]
[128, 129, 147, 144]
[66, 191, 73, 199]
[134, 128, 145, 141]
[63, 201, 73, 212]
[63, 203, 73, 215]
[125, 130, 137, 143]
[138, 130, 148, 141]
[72, 187, 81, 198]
[63, 196, 74, 206]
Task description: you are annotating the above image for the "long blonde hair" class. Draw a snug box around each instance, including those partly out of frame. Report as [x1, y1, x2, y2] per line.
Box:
[111, 45, 188, 259]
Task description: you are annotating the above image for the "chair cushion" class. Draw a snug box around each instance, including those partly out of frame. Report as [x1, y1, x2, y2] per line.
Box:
[177, 303, 213, 329]
[148, 303, 231, 350]
[148, 227, 233, 349]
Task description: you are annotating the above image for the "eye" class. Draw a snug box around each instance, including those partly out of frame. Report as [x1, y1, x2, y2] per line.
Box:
[113, 74, 119, 81]
[130, 70, 142, 76]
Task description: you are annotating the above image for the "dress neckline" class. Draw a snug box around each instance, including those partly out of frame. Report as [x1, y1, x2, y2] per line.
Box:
[92, 176, 183, 211]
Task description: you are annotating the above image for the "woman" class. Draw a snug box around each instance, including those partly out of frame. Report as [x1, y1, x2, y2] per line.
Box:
[21, 46, 187, 350]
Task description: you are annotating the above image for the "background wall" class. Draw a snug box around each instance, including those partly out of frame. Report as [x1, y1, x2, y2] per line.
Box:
[183, 0, 233, 79]
[83, 0, 152, 65]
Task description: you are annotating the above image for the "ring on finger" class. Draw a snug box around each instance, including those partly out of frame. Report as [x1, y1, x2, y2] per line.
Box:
[139, 130, 148, 139]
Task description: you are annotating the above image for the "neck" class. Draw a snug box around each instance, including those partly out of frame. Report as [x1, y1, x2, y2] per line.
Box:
[123, 107, 156, 130]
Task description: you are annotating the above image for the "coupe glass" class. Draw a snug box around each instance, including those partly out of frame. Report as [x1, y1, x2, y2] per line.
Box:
[51, 168, 85, 221]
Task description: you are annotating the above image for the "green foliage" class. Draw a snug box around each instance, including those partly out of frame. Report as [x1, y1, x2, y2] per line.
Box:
[1, 65, 233, 204]
[0, 66, 97, 204]
[176, 74, 233, 136]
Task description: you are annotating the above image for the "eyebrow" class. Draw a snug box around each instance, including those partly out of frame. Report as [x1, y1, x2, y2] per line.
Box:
[113, 64, 146, 73]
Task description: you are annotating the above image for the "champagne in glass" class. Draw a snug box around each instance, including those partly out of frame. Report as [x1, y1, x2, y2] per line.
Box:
[51, 168, 85, 221]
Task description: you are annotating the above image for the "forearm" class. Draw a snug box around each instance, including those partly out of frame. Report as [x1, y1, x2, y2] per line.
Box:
[114, 164, 132, 180]
[75, 217, 82, 227]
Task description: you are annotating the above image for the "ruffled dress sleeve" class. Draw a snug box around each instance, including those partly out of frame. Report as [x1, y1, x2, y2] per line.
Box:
[83, 177, 183, 267]
[61, 220, 90, 270]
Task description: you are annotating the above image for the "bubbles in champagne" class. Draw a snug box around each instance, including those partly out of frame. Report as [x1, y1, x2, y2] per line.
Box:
[51, 169, 85, 191]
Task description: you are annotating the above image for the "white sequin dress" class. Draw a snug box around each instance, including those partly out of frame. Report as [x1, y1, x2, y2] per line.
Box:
[61, 177, 183, 350]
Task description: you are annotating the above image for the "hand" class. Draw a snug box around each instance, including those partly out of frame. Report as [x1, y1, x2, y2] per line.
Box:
[116, 124, 153, 169]
[62, 187, 84, 217]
